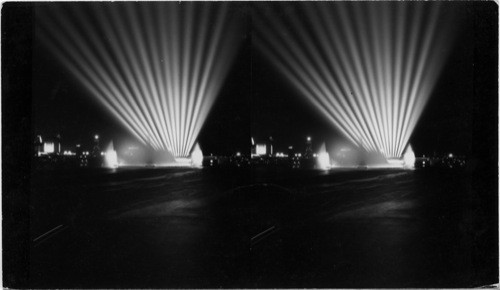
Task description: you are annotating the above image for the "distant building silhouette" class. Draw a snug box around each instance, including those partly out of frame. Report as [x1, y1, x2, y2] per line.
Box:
[304, 136, 313, 158]
[267, 136, 274, 156]
[34, 135, 43, 156]
[35, 134, 62, 155]
[55, 134, 61, 154]
[92, 135, 101, 157]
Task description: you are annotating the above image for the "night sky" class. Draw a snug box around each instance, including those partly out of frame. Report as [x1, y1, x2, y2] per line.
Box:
[8, 2, 499, 157]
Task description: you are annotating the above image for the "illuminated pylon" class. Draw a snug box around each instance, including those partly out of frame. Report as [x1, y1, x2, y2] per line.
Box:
[255, 2, 456, 158]
[36, 3, 241, 158]
[317, 142, 330, 170]
[104, 141, 118, 168]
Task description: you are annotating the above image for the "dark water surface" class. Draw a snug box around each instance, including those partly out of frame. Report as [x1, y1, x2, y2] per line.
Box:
[29, 167, 497, 288]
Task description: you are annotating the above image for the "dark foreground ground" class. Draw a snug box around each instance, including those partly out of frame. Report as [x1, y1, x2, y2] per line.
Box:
[27, 166, 497, 288]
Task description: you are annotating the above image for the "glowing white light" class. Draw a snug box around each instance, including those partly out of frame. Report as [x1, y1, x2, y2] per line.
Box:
[37, 3, 241, 158]
[256, 144, 267, 155]
[44, 142, 54, 154]
[191, 143, 203, 167]
[403, 144, 416, 169]
[105, 151, 118, 167]
[104, 141, 118, 168]
[307, 137, 311, 141]
[236, 152, 241, 157]
[317, 152, 330, 170]
[255, 2, 455, 158]
[174, 158, 191, 166]
[316, 142, 330, 169]
[95, 135, 99, 140]
[448, 153, 453, 158]
[387, 158, 404, 168]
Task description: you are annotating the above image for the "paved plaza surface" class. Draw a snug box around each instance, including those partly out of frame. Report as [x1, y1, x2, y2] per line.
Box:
[29, 167, 497, 288]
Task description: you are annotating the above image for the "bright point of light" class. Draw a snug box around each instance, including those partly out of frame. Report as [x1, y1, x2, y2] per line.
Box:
[307, 137, 311, 142]
[94, 135, 99, 140]
[313, 153, 317, 158]
[37, 3, 241, 158]
[448, 153, 453, 158]
[236, 152, 241, 157]
[191, 143, 203, 167]
[255, 2, 456, 158]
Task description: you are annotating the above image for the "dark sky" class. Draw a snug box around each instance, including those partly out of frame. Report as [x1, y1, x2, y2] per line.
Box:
[21, 2, 499, 157]
[411, 2, 497, 157]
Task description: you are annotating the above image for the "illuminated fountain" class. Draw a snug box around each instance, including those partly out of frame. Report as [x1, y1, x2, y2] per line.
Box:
[191, 143, 203, 167]
[316, 142, 330, 170]
[36, 3, 241, 165]
[402, 145, 416, 169]
[255, 2, 456, 166]
[104, 141, 118, 168]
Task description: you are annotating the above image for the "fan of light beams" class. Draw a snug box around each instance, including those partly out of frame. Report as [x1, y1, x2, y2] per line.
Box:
[36, 3, 241, 158]
[255, 2, 455, 158]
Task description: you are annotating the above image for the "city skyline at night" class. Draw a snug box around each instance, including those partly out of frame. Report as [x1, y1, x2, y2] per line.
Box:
[36, 2, 243, 159]
[30, 2, 496, 160]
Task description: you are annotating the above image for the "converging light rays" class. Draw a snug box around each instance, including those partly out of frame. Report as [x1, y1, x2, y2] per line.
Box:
[36, 3, 241, 158]
[255, 2, 455, 158]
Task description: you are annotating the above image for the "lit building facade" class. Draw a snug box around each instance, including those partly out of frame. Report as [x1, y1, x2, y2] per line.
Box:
[35, 134, 62, 155]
